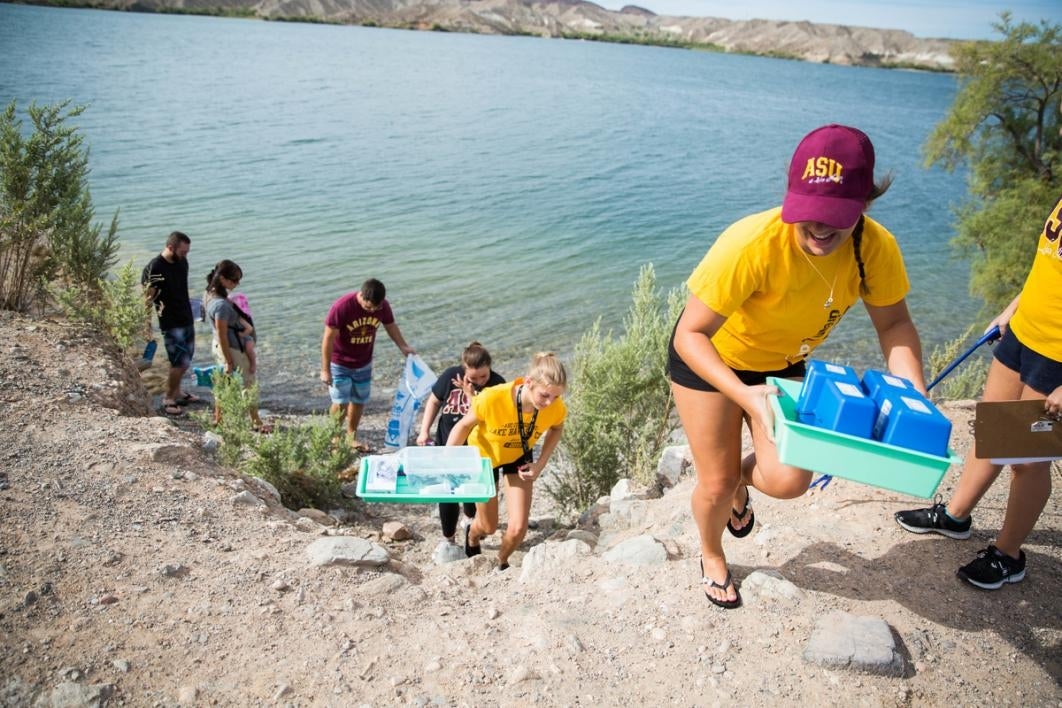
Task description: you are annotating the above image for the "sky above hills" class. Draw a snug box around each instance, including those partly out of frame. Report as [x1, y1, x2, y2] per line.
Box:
[596, 0, 1062, 39]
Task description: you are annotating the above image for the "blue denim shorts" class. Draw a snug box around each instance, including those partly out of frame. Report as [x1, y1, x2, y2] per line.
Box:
[329, 362, 372, 405]
[162, 325, 195, 369]
[993, 327, 1062, 396]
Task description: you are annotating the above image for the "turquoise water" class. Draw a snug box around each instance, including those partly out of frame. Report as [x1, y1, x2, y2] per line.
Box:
[0, 5, 976, 410]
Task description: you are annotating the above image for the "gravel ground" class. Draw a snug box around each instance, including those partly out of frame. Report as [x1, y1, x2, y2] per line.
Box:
[0, 310, 1059, 706]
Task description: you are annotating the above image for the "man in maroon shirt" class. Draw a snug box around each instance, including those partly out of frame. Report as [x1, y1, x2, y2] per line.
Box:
[320, 278, 415, 452]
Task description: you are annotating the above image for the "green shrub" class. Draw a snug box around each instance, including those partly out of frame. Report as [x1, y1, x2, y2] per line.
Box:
[243, 415, 351, 510]
[201, 371, 353, 509]
[0, 100, 118, 312]
[53, 259, 152, 352]
[195, 370, 258, 467]
[926, 325, 991, 402]
[545, 264, 684, 516]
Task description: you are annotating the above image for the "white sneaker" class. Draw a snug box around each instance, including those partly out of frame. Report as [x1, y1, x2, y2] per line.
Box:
[432, 540, 465, 565]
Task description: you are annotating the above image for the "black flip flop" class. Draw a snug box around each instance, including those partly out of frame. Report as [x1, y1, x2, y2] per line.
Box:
[726, 484, 755, 538]
[700, 559, 742, 609]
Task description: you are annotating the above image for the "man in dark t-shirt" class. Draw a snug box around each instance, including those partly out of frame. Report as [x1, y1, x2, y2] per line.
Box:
[320, 278, 415, 452]
[415, 343, 504, 563]
[141, 231, 197, 415]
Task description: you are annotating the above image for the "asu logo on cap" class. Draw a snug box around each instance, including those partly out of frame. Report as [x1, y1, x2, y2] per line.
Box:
[782, 124, 876, 229]
[801, 157, 844, 184]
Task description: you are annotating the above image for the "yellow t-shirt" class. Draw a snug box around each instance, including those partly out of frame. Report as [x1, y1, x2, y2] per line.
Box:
[467, 378, 567, 468]
[1010, 194, 1062, 362]
[686, 207, 910, 371]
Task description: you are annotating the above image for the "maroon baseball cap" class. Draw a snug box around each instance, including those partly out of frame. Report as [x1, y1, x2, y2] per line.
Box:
[781, 124, 875, 229]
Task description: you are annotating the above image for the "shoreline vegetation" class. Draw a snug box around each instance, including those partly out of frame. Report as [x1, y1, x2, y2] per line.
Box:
[10, 0, 957, 72]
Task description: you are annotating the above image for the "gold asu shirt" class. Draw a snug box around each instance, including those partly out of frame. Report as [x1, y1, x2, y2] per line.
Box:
[686, 207, 909, 371]
[467, 378, 567, 468]
[1010, 194, 1062, 361]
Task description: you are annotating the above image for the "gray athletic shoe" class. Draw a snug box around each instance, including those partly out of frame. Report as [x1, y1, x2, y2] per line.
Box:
[432, 540, 465, 565]
[894, 500, 972, 540]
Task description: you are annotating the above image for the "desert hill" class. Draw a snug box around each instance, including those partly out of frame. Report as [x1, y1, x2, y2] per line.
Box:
[29, 0, 957, 70]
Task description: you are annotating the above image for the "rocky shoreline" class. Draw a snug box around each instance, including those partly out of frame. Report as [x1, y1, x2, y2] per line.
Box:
[1, 310, 1059, 705]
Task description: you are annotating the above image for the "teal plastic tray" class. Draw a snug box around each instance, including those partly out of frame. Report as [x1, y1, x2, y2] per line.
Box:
[355, 456, 497, 504]
[769, 377, 959, 498]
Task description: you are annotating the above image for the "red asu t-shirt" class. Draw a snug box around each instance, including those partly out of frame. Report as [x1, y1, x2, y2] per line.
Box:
[325, 293, 395, 369]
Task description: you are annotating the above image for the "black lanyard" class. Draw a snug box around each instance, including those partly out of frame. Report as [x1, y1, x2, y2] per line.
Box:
[516, 385, 538, 461]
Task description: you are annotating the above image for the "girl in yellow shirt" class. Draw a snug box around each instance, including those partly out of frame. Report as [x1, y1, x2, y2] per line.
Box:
[669, 125, 927, 608]
[446, 352, 567, 570]
[896, 193, 1062, 590]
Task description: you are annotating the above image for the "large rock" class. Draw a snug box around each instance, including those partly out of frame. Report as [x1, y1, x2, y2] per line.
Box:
[231, 491, 265, 508]
[358, 574, 408, 594]
[804, 612, 905, 676]
[48, 682, 114, 708]
[656, 445, 691, 490]
[382, 521, 412, 541]
[518, 539, 593, 583]
[601, 534, 668, 565]
[306, 537, 390, 568]
[742, 570, 806, 604]
[599, 499, 651, 531]
[246, 477, 281, 504]
[610, 478, 647, 502]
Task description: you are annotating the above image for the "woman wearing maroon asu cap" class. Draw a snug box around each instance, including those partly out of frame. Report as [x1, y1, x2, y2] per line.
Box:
[668, 124, 926, 608]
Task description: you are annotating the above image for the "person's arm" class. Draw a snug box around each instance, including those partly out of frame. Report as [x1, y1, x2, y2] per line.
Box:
[987, 294, 1021, 336]
[383, 321, 415, 356]
[417, 393, 443, 446]
[521, 424, 564, 481]
[215, 318, 235, 374]
[672, 294, 777, 439]
[866, 298, 926, 393]
[320, 326, 339, 385]
[445, 410, 479, 447]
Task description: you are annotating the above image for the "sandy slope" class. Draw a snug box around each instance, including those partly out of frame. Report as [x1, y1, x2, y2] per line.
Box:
[0, 311, 1058, 706]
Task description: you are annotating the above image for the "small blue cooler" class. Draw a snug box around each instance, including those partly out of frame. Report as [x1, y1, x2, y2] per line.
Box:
[861, 369, 916, 404]
[871, 391, 952, 457]
[806, 378, 877, 438]
[796, 360, 861, 424]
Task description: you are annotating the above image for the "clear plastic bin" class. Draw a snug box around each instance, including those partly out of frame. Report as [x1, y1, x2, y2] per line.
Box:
[396, 446, 482, 477]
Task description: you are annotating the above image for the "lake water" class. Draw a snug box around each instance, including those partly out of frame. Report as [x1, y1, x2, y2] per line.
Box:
[0, 4, 977, 410]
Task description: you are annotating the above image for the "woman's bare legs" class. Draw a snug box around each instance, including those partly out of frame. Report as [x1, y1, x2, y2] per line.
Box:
[498, 474, 534, 567]
[675, 380, 814, 604]
[947, 359, 1024, 518]
[995, 460, 1052, 558]
[467, 495, 500, 551]
[673, 382, 744, 604]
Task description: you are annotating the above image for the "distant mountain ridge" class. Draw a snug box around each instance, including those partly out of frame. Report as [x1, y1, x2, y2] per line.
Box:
[29, 0, 958, 70]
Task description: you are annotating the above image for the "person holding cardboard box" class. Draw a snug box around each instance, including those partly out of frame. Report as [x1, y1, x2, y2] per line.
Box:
[669, 124, 927, 608]
[896, 194, 1062, 590]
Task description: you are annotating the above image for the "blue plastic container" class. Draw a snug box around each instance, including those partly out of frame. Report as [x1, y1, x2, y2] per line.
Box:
[861, 369, 916, 404]
[193, 365, 219, 387]
[796, 360, 861, 424]
[808, 378, 876, 438]
[871, 391, 952, 457]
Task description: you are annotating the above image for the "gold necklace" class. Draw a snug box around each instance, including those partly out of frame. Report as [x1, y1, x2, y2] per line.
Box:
[798, 248, 838, 309]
